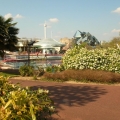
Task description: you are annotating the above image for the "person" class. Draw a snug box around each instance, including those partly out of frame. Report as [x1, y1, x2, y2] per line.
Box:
[55, 51, 57, 54]
[36, 51, 39, 57]
[45, 51, 47, 57]
[39, 50, 42, 54]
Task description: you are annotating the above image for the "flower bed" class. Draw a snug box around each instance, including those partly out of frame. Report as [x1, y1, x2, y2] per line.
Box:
[63, 46, 120, 73]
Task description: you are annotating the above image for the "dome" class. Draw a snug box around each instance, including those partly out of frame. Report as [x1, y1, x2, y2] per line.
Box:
[33, 38, 65, 48]
[16, 41, 23, 47]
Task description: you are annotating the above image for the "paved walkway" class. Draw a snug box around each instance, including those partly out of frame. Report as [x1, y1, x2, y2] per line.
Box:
[10, 79, 120, 120]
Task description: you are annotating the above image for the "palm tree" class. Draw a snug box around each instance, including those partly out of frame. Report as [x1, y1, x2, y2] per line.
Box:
[0, 15, 19, 58]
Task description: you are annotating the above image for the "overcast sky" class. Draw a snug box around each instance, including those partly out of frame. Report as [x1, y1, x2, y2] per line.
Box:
[0, 0, 120, 42]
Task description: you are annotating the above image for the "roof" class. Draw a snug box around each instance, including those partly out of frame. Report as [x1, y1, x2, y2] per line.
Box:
[16, 42, 23, 47]
[33, 38, 65, 48]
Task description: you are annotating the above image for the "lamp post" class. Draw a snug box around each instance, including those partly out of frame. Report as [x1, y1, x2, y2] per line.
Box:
[45, 51, 47, 66]
[27, 45, 30, 66]
[27, 41, 36, 66]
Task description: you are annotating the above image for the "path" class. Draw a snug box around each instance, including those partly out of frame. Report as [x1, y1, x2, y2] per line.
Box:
[10, 79, 120, 120]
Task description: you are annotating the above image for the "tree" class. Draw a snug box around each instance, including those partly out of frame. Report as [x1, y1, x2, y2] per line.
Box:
[0, 15, 19, 58]
[101, 37, 120, 48]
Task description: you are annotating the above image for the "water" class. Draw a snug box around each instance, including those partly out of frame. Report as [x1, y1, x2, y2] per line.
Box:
[1, 59, 62, 69]
[0, 54, 62, 69]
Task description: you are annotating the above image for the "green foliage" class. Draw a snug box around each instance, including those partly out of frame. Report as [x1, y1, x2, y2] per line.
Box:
[36, 66, 44, 76]
[102, 37, 120, 48]
[0, 15, 19, 58]
[32, 66, 45, 80]
[62, 45, 120, 73]
[45, 64, 65, 73]
[45, 65, 57, 73]
[0, 76, 55, 120]
[57, 64, 65, 72]
[19, 65, 34, 76]
[0, 72, 18, 77]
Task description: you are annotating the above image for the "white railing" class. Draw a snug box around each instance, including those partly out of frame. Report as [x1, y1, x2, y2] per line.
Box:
[0, 54, 62, 70]
[3, 54, 62, 62]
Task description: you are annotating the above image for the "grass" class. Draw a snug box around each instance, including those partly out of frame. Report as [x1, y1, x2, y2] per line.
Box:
[0, 72, 19, 78]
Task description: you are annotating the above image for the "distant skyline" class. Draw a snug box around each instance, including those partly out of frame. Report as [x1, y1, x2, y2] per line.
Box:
[0, 0, 120, 41]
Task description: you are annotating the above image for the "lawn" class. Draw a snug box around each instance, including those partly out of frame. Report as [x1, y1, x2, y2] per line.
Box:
[0, 72, 19, 77]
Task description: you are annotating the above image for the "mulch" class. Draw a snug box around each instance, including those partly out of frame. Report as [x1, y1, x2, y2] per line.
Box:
[9, 78, 120, 120]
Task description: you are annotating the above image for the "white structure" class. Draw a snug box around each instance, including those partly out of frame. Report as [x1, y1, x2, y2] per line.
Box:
[16, 22, 65, 54]
[44, 22, 47, 39]
[33, 38, 65, 54]
[33, 22, 65, 54]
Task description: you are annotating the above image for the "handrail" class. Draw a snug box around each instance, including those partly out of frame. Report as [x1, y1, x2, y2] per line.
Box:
[3, 54, 62, 62]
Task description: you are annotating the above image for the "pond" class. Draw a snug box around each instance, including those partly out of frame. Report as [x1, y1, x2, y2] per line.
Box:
[1, 59, 62, 69]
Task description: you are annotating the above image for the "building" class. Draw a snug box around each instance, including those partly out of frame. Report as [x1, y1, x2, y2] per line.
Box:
[16, 22, 65, 54]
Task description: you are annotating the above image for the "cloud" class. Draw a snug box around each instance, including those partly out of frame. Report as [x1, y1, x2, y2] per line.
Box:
[4, 13, 23, 20]
[111, 29, 120, 33]
[112, 7, 120, 14]
[103, 33, 108, 35]
[14, 14, 23, 19]
[4, 13, 13, 19]
[49, 18, 59, 23]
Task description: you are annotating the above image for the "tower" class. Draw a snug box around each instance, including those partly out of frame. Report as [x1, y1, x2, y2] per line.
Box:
[44, 21, 47, 39]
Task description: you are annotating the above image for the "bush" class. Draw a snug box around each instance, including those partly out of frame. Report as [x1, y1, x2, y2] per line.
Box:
[45, 65, 58, 73]
[57, 64, 65, 72]
[19, 65, 34, 76]
[45, 64, 65, 73]
[0, 76, 55, 120]
[33, 66, 45, 77]
[62, 46, 120, 73]
[43, 69, 120, 83]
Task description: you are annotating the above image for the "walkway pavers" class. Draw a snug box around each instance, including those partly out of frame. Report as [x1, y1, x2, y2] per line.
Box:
[10, 79, 120, 120]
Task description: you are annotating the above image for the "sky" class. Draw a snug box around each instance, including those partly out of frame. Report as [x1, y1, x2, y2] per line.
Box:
[0, 0, 120, 42]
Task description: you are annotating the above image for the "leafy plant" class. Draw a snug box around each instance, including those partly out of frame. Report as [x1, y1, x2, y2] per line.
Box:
[36, 66, 45, 76]
[45, 65, 64, 73]
[19, 65, 34, 76]
[62, 46, 120, 73]
[57, 64, 65, 72]
[0, 76, 55, 120]
[0, 15, 19, 58]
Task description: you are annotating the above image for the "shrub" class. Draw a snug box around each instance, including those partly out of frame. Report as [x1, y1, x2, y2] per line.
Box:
[57, 64, 65, 72]
[45, 65, 57, 73]
[45, 64, 65, 73]
[43, 69, 120, 83]
[19, 65, 34, 76]
[62, 46, 120, 73]
[33, 66, 45, 77]
[0, 76, 55, 120]
[45, 66, 53, 73]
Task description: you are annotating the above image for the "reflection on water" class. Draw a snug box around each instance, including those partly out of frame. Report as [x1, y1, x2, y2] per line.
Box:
[1, 59, 62, 69]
